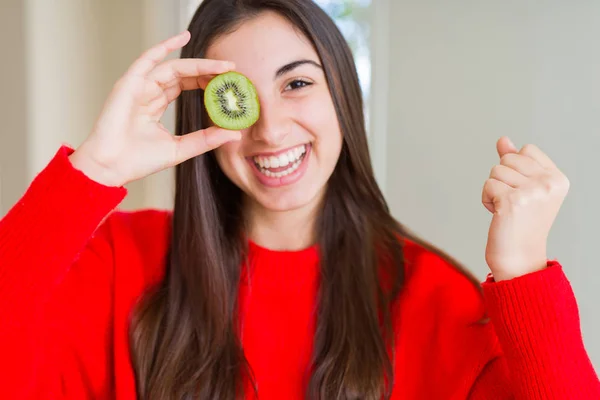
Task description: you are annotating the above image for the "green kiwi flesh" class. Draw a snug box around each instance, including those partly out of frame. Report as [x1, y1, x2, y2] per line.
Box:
[204, 71, 260, 130]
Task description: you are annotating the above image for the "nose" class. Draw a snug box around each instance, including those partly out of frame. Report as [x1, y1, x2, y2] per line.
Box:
[249, 96, 291, 147]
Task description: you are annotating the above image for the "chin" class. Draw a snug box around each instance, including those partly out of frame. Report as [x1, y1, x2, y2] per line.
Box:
[251, 184, 324, 213]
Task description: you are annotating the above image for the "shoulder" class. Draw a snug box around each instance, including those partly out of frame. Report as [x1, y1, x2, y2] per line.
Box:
[393, 238, 503, 397]
[105, 208, 172, 239]
[103, 208, 172, 254]
[399, 237, 486, 326]
[102, 208, 172, 286]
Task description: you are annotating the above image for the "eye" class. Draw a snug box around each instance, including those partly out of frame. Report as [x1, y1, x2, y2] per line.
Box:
[285, 79, 312, 91]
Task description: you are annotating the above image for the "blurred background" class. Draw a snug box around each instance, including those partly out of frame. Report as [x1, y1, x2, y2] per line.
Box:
[1, 0, 598, 369]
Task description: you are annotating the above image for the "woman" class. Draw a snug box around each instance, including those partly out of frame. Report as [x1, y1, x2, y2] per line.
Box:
[0, 0, 598, 399]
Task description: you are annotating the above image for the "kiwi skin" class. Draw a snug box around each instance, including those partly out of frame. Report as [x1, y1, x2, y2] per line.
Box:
[203, 71, 260, 131]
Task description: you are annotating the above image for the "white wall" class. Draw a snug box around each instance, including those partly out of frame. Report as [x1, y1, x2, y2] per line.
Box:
[385, 0, 600, 368]
[24, 0, 105, 178]
[0, 0, 28, 215]
[1, 0, 182, 214]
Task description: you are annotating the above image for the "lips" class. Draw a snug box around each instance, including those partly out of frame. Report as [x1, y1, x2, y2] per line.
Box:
[247, 143, 312, 187]
[252, 144, 307, 174]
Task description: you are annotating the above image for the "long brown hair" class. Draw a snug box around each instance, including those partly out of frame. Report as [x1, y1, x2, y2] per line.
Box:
[130, 1, 479, 399]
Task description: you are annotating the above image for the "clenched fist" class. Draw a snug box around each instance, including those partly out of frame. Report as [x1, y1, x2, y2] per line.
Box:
[483, 137, 570, 281]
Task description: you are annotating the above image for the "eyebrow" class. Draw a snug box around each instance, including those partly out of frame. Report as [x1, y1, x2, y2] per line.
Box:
[275, 59, 323, 79]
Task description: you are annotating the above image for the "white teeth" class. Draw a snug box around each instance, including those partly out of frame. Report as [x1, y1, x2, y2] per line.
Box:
[262, 159, 302, 178]
[255, 158, 303, 178]
[252, 144, 308, 179]
[279, 153, 290, 167]
[253, 144, 307, 169]
[270, 156, 280, 168]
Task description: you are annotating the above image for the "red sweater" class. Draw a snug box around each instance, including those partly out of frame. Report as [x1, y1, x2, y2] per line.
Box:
[0, 146, 598, 400]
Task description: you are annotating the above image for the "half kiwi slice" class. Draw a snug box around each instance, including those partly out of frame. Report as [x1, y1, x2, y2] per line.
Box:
[204, 71, 260, 130]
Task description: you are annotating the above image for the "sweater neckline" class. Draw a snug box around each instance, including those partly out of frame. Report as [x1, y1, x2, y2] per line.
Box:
[247, 239, 319, 260]
[243, 240, 320, 288]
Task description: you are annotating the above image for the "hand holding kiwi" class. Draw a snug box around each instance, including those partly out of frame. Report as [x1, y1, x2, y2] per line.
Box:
[69, 31, 244, 187]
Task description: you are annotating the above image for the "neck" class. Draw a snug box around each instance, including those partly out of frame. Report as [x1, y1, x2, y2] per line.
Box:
[245, 196, 322, 251]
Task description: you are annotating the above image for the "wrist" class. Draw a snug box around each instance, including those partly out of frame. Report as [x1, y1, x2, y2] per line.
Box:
[68, 148, 125, 188]
[490, 255, 548, 282]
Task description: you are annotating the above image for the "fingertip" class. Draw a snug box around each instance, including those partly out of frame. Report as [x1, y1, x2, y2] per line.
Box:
[497, 136, 517, 158]
[175, 30, 191, 45]
[505, 136, 517, 150]
[222, 129, 242, 142]
[205, 126, 242, 142]
[218, 61, 236, 72]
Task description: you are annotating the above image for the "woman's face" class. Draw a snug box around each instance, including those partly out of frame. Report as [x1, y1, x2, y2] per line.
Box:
[207, 11, 343, 213]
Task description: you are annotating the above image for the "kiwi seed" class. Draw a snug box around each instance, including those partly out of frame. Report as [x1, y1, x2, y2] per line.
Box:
[203, 71, 260, 130]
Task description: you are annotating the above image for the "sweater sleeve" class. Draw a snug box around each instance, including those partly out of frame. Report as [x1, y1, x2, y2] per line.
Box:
[468, 262, 600, 399]
[0, 146, 127, 398]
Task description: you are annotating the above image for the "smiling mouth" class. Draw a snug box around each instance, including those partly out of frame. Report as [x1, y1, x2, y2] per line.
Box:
[251, 144, 308, 178]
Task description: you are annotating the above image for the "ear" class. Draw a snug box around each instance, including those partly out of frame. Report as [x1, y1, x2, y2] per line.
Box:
[496, 136, 518, 158]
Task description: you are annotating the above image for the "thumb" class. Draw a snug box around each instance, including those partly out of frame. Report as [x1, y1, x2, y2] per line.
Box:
[174, 126, 242, 164]
[496, 136, 518, 159]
